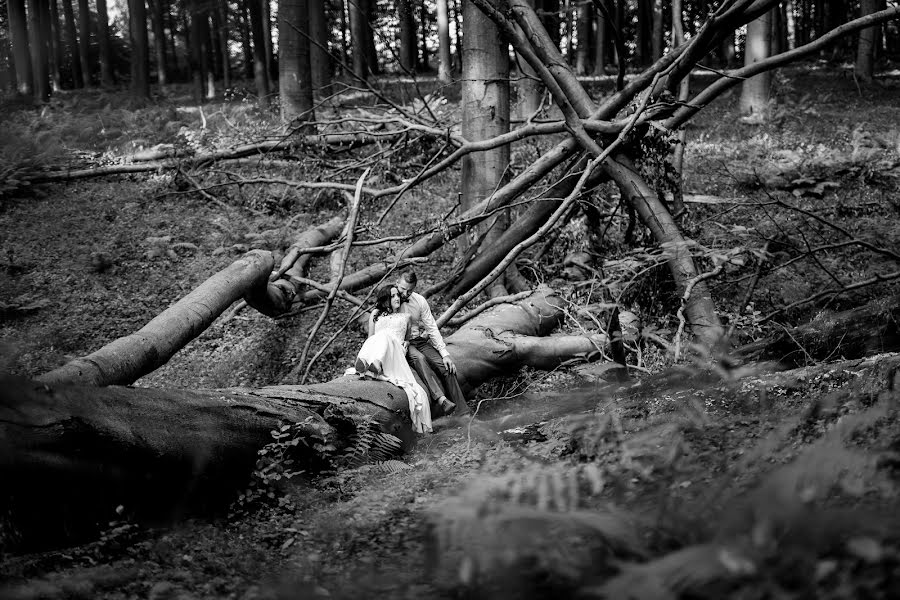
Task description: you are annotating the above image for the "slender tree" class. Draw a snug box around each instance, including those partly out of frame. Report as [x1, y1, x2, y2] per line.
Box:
[515, 0, 541, 120]
[28, 0, 51, 101]
[150, 0, 169, 86]
[8, 0, 34, 94]
[48, 0, 63, 90]
[855, 0, 877, 82]
[60, 0, 82, 87]
[262, 0, 274, 81]
[739, 9, 773, 120]
[592, 0, 608, 76]
[436, 0, 452, 81]
[239, 0, 254, 79]
[398, 0, 416, 71]
[279, 0, 315, 125]
[347, 0, 367, 79]
[248, 0, 270, 102]
[308, 0, 329, 94]
[96, 0, 113, 85]
[214, 0, 231, 90]
[129, 0, 150, 96]
[574, 0, 591, 74]
[651, 0, 663, 61]
[76, 0, 90, 84]
[418, 0, 429, 70]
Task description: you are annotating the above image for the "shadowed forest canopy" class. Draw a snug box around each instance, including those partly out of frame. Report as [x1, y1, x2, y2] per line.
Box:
[1, 0, 900, 598]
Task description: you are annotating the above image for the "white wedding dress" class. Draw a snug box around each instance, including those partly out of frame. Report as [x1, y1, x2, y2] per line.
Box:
[355, 312, 433, 434]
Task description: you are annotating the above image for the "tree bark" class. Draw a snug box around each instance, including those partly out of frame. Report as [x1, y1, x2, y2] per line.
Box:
[248, 0, 271, 104]
[574, 0, 591, 75]
[348, 0, 368, 79]
[398, 0, 416, 71]
[77, 0, 91, 85]
[592, 0, 607, 76]
[28, 0, 51, 101]
[8, 0, 33, 95]
[38, 251, 275, 387]
[514, 0, 543, 121]
[436, 0, 452, 81]
[855, 0, 877, 83]
[150, 0, 169, 86]
[216, 0, 231, 89]
[2, 286, 596, 551]
[738, 9, 772, 119]
[308, 0, 330, 94]
[240, 0, 254, 79]
[279, 0, 316, 126]
[61, 0, 83, 87]
[48, 0, 64, 91]
[130, 0, 151, 97]
[96, 0, 114, 85]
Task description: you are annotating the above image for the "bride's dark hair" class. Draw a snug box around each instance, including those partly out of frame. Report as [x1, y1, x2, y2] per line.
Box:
[372, 285, 395, 322]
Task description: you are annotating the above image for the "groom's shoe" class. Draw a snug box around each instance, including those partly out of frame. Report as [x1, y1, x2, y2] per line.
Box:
[438, 396, 456, 415]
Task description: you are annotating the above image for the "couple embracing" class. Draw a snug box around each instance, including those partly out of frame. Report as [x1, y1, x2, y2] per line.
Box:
[354, 270, 468, 433]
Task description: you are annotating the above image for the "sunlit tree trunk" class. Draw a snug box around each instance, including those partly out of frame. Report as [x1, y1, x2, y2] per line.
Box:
[8, 0, 34, 95]
[461, 0, 510, 296]
[77, 0, 91, 85]
[398, 0, 416, 71]
[48, 0, 63, 91]
[96, 0, 114, 85]
[28, 0, 51, 101]
[308, 0, 330, 94]
[592, 0, 607, 76]
[651, 0, 663, 61]
[855, 0, 877, 82]
[150, 0, 169, 86]
[248, 0, 271, 103]
[574, 0, 591, 75]
[436, 0, 451, 81]
[348, 0, 368, 79]
[738, 10, 772, 120]
[279, 0, 316, 127]
[61, 0, 83, 87]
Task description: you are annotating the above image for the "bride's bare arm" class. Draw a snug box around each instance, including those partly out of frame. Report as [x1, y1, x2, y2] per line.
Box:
[368, 312, 376, 337]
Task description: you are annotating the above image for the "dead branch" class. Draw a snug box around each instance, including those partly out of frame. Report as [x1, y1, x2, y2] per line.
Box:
[291, 169, 369, 384]
[446, 290, 536, 328]
[673, 263, 726, 361]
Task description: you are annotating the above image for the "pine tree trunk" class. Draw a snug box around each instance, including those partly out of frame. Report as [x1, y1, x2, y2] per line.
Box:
[574, 0, 591, 75]
[592, 0, 607, 76]
[419, 0, 429, 70]
[8, 0, 33, 95]
[279, 0, 316, 126]
[130, 0, 151, 97]
[150, 0, 169, 89]
[348, 0, 367, 79]
[651, 0, 663, 62]
[96, 0, 114, 85]
[308, 0, 330, 94]
[28, 0, 51, 101]
[855, 0, 877, 82]
[398, 0, 416, 71]
[248, 0, 270, 103]
[436, 0, 452, 81]
[77, 0, 91, 85]
[48, 0, 63, 91]
[61, 0, 83, 87]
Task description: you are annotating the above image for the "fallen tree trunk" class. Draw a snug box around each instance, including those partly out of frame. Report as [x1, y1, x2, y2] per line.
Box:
[0, 286, 601, 552]
[737, 295, 900, 367]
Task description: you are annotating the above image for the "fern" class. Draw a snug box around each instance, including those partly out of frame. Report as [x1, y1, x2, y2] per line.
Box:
[340, 418, 403, 468]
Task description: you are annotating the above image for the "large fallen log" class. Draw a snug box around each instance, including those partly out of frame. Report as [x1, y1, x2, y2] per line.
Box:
[0, 286, 604, 551]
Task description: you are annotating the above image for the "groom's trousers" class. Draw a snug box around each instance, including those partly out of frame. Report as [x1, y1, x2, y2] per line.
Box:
[406, 339, 469, 414]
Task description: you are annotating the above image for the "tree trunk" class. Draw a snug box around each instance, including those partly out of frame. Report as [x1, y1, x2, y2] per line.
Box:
[279, 0, 316, 126]
[77, 0, 91, 85]
[48, 0, 64, 91]
[591, 0, 607, 76]
[514, 0, 543, 121]
[216, 0, 231, 90]
[855, 0, 877, 83]
[637, 0, 651, 66]
[574, 0, 591, 75]
[2, 287, 598, 551]
[348, 0, 367, 79]
[240, 0, 254, 79]
[61, 0, 83, 87]
[130, 0, 151, 97]
[248, 0, 271, 103]
[418, 0, 429, 70]
[262, 0, 274, 81]
[308, 0, 330, 94]
[398, 0, 416, 71]
[28, 0, 51, 101]
[364, 0, 378, 74]
[436, 0, 452, 81]
[738, 9, 772, 120]
[150, 0, 169, 86]
[8, 0, 33, 95]
[38, 251, 274, 387]
[96, 0, 114, 85]
[651, 0, 663, 62]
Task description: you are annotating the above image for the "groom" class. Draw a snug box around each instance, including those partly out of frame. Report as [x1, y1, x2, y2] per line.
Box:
[396, 269, 469, 416]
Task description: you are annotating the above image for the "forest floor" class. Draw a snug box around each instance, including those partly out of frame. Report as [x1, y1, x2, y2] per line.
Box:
[1, 63, 900, 599]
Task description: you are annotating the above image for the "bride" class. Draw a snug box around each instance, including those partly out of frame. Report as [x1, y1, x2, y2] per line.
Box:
[355, 285, 432, 433]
